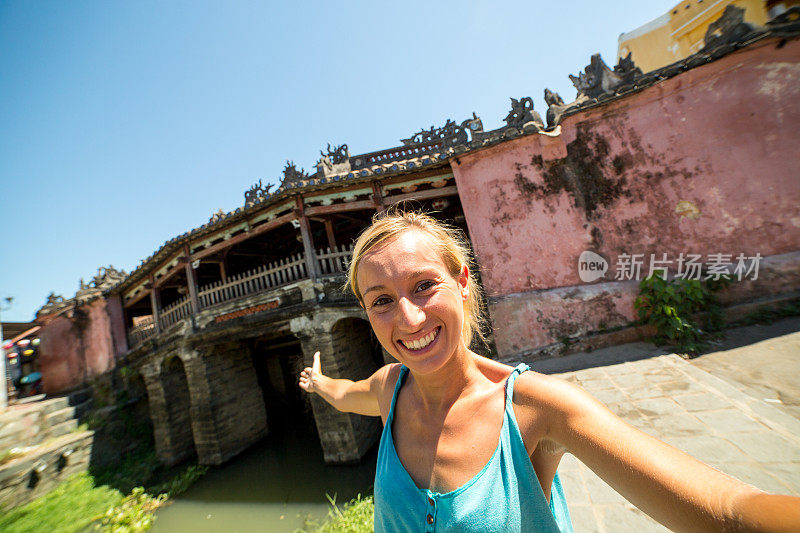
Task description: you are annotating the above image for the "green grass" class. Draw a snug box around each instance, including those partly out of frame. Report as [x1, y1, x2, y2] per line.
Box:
[0, 473, 122, 533]
[0, 459, 207, 533]
[300, 494, 374, 533]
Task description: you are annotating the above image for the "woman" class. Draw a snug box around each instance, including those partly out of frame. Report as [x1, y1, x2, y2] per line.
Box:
[299, 210, 800, 532]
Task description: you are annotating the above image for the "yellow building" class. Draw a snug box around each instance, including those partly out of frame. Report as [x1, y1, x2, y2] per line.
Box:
[617, 0, 797, 73]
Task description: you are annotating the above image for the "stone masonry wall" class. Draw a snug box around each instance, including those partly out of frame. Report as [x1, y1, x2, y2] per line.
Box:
[291, 308, 380, 464]
[330, 318, 382, 458]
[160, 357, 196, 464]
[0, 431, 94, 510]
[197, 340, 268, 464]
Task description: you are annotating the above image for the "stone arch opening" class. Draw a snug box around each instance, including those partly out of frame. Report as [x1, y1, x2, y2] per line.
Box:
[249, 332, 309, 434]
[125, 370, 154, 445]
[160, 355, 197, 463]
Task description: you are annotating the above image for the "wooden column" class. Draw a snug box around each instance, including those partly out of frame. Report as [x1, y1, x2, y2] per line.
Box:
[295, 196, 319, 281]
[324, 218, 337, 250]
[183, 245, 201, 314]
[372, 181, 384, 212]
[149, 275, 162, 334]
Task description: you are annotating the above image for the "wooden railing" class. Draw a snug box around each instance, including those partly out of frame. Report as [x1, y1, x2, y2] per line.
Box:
[128, 247, 355, 346]
[128, 316, 156, 348]
[197, 253, 308, 309]
[316, 244, 353, 276]
[159, 296, 192, 330]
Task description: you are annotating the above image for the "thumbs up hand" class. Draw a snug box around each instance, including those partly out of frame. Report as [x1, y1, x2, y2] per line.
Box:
[299, 351, 323, 394]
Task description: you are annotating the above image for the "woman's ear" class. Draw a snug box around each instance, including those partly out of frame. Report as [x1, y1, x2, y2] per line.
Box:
[458, 265, 470, 300]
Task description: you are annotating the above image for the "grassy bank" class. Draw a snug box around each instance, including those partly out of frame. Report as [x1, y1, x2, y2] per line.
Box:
[0, 452, 207, 533]
[302, 494, 374, 533]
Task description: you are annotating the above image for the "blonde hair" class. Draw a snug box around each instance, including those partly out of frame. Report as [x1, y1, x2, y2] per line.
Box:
[347, 208, 487, 348]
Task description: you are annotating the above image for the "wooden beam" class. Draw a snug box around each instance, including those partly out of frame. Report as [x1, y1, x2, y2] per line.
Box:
[123, 288, 151, 308]
[295, 196, 318, 281]
[183, 245, 201, 315]
[191, 211, 295, 261]
[384, 185, 458, 206]
[149, 275, 162, 335]
[154, 262, 184, 289]
[304, 199, 375, 217]
[372, 181, 384, 211]
[324, 218, 336, 249]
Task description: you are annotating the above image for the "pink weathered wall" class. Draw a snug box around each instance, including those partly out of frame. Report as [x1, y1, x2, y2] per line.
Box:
[38, 315, 85, 394]
[453, 37, 800, 359]
[37, 298, 122, 394]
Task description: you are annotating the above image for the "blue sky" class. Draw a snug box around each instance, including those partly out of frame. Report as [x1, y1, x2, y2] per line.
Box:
[0, 0, 678, 322]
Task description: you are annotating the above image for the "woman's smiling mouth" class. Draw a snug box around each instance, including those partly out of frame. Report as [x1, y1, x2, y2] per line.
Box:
[398, 326, 441, 351]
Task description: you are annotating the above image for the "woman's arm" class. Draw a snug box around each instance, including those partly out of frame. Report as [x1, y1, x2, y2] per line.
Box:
[298, 351, 391, 417]
[516, 373, 800, 532]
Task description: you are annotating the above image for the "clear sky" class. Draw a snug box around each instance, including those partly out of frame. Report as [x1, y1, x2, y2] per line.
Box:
[0, 0, 679, 322]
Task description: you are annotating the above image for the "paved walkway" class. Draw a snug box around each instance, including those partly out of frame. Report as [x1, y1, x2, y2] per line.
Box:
[530, 319, 800, 532]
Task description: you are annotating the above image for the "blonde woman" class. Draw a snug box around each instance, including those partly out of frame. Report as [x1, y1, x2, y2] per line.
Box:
[299, 210, 800, 532]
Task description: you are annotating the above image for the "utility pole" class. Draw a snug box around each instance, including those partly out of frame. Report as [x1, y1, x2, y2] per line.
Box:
[0, 297, 13, 411]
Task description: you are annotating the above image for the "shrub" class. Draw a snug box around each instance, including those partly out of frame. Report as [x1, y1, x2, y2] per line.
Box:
[634, 273, 728, 355]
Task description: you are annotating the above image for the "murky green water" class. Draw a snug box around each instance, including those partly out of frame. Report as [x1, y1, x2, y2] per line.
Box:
[152, 427, 377, 533]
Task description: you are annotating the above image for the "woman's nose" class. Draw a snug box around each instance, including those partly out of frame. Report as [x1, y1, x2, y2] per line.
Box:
[396, 297, 425, 329]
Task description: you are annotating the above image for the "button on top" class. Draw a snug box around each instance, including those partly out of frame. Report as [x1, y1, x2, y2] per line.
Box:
[426, 514, 434, 524]
[427, 496, 435, 506]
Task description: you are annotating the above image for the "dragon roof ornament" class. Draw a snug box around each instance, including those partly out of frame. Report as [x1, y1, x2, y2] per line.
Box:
[279, 160, 311, 188]
[401, 114, 483, 148]
[569, 53, 642, 99]
[244, 179, 273, 207]
[317, 145, 350, 177]
[503, 97, 544, 131]
[37, 292, 69, 316]
[702, 5, 757, 51]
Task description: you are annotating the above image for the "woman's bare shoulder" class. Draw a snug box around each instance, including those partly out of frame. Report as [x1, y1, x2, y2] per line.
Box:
[372, 363, 404, 414]
[511, 369, 594, 418]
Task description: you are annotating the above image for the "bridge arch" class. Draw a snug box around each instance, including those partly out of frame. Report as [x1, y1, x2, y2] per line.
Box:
[159, 354, 197, 463]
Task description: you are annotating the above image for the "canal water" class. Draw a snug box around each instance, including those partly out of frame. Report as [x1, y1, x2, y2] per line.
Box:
[152, 425, 378, 533]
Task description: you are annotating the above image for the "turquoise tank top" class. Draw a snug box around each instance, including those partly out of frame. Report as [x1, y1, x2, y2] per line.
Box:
[374, 363, 573, 532]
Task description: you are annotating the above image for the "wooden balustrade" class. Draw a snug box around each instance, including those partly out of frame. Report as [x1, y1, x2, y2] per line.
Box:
[197, 253, 308, 309]
[159, 296, 192, 330]
[316, 244, 353, 276]
[127, 248, 355, 344]
[127, 316, 156, 348]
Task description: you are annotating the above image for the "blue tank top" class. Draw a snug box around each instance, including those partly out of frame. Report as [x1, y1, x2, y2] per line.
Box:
[374, 363, 573, 532]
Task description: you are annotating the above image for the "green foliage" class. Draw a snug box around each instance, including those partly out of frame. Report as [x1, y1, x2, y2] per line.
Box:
[152, 465, 208, 497]
[300, 494, 374, 533]
[96, 487, 166, 533]
[634, 273, 729, 355]
[0, 473, 122, 533]
[95, 464, 208, 532]
[0, 458, 206, 533]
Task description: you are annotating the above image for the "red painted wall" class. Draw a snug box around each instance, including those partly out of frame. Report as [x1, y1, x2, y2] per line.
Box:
[37, 298, 123, 394]
[453, 37, 800, 358]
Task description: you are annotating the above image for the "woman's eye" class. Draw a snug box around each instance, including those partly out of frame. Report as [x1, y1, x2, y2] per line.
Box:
[372, 297, 392, 307]
[416, 280, 435, 292]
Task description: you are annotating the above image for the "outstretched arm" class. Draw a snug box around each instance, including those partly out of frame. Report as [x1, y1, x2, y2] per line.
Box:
[517, 373, 800, 533]
[298, 351, 389, 417]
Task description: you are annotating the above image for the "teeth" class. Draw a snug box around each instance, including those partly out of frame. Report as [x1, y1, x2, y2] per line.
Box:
[404, 329, 437, 351]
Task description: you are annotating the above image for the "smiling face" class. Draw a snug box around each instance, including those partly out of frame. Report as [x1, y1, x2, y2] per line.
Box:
[356, 229, 470, 375]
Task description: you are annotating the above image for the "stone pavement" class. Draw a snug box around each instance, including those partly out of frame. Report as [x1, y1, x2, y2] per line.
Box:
[530, 324, 800, 532]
